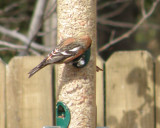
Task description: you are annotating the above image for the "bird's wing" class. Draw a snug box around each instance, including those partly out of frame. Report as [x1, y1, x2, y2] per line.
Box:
[28, 43, 83, 78]
[45, 42, 83, 64]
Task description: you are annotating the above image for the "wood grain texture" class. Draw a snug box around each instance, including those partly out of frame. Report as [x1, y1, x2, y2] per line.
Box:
[6, 56, 53, 128]
[96, 57, 104, 127]
[0, 59, 6, 128]
[105, 51, 154, 128]
[57, 0, 97, 127]
[155, 56, 160, 128]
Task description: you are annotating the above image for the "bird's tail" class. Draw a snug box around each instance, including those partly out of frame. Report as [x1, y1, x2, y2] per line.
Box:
[28, 59, 48, 78]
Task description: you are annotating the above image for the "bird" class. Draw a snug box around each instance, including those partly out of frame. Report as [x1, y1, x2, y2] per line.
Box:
[28, 35, 92, 78]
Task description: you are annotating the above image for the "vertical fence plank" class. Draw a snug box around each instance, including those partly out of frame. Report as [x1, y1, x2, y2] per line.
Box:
[105, 51, 154, 128]
[156, 56, 160, 128]
[6, 56, 53, 128]
[0, 59, 6, 128]
[96, 57, 104, 126]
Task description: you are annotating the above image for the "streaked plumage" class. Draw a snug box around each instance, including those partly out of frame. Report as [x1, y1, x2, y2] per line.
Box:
[28, 35, 92, 78]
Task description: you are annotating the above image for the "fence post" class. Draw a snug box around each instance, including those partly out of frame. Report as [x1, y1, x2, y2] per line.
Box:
[57, 0, 96, 127]
[6, 56, 53, 128]
[156, 56, 160, 128]
[105, 51, 154, 128]
[96, 57, 104, 127]
[0, 59, 5, 128]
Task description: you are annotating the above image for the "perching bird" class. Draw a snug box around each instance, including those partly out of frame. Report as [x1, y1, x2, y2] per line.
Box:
[28, 35, 92, 78]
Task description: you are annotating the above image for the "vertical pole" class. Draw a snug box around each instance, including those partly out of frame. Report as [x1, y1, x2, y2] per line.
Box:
[57, 0, 96, 128]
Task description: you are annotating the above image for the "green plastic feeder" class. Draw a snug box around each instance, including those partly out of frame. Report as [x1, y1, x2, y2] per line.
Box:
[72, 48, 90, 68]
[56, 102, 71, 128]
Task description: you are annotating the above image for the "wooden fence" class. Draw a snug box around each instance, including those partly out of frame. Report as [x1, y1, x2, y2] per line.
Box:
[0, 51, 160, 128]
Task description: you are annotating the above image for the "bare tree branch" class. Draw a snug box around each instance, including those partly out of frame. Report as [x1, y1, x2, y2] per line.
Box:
[44, 0, 57, 20]
[0, 25, 51, 52]
[29, 49, 41, 55]
[0, 1, 23, 14]
[98, 18, 160, 30]
[0, 40, 26, 49]
[109, 30, 116, 42]
[43, 0, 57, 48]
[141, 0, 146, 16]
[98, 0, 129, 10]
[28, 0, 48, 39]
[0, 16, 29, 24]
[99, 0, 160, 52]
[98, 19, 134, 28]
[0, 0, 57, 55]
[99, 3, 129, 19]
[26, 0, 48, 53]
[25, 0, 57, 53]
[0, 0, 159, 56]
[0, 47, 16, 51]
[37, 27, 56, 36]
[0, 40, 41, 55]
